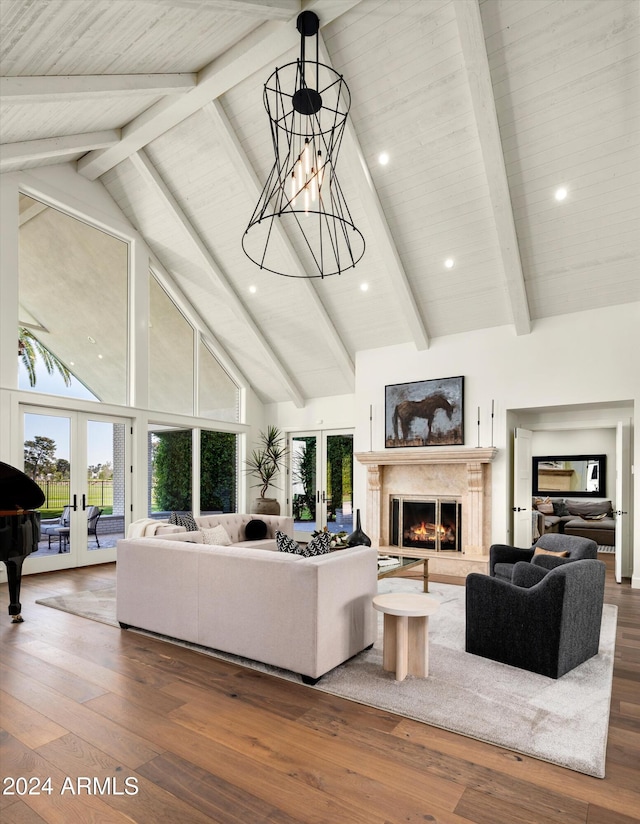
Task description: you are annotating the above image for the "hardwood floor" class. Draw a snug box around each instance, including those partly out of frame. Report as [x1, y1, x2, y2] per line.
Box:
[1, 556, 638, 824]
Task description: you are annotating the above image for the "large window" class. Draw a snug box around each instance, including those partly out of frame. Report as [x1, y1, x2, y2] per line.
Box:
[199, 340, 239, 422]
[148, 427, 193, 515]
[149, 274, 194, 416]
[148, 426, 237, 516]
[201, 430, 237, 513]
[18, 195, 129, 404]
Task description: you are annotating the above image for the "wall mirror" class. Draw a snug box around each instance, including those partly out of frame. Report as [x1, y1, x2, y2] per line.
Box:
[532, 454, 607, 498]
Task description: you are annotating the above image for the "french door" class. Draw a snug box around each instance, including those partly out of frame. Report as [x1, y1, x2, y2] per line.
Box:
[21, 405, 131, 574]
[289, 429, 354, 542]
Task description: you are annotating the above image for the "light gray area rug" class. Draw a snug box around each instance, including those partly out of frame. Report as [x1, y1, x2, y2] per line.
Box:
[35, 579, 617, 778]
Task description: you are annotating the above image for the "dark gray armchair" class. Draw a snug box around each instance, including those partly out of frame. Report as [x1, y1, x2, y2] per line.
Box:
[466, 559, 606, 678]
[490, 533, 598, 582]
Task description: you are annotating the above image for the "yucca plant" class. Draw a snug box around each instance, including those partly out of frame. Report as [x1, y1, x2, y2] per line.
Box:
[245, 425, 288, 499]
[19, 327, 71, 387]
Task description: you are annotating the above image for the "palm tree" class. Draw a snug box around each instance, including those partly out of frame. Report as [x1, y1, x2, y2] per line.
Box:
[18, 327, 72, 387]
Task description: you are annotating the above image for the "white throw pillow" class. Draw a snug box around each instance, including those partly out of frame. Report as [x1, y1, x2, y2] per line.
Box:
[200, 524, 232, 546]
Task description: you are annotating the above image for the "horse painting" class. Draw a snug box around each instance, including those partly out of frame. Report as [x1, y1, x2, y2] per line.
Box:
[392, 393, 455, 442]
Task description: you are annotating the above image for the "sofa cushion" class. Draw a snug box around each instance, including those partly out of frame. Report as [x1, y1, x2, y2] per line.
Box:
[169, 511, 199, 531]
[201, 524, 232, 546]
[565, 499, 612, 518]
[244, 519, 268, 541]
[564, 517, 615, 531]
[235, 539, 279, 551]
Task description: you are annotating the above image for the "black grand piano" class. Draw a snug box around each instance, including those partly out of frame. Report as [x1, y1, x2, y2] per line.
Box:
[0, 461, 44, 622]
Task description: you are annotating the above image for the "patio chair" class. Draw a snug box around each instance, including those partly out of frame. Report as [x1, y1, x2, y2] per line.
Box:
[40, 506, 71, 552]
[86, 506, 102, 547]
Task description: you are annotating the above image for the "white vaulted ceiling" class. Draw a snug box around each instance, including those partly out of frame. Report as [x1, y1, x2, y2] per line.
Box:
[2, 0, 638, 407]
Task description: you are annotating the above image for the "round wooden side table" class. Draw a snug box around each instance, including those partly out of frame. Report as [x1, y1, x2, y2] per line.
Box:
[373, 592, 440, 681]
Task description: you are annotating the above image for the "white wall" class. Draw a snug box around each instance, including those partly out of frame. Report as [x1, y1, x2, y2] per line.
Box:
[344, 304, 638, 586]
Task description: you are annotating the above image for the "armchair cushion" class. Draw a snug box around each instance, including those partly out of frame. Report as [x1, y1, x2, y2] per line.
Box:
[512, 561, 549, 588]
[489, 543, 535, 581]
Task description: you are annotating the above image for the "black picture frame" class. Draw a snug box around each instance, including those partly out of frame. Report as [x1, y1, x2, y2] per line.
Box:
[532, 454, 607, 498]
[385, 376, 464, 448]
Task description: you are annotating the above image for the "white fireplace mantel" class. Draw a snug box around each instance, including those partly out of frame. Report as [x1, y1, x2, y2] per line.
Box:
[355, 447, 498, 554]
[355, 448, 497, 466]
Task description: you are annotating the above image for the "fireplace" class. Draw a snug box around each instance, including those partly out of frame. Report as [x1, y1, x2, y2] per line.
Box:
[390, 496, 462, 552]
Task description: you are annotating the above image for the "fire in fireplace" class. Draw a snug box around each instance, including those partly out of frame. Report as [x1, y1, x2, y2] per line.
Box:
[390, 496, 461, 551]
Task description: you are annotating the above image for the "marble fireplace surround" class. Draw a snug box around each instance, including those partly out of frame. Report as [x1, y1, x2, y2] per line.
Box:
[355, 448, 497, 557]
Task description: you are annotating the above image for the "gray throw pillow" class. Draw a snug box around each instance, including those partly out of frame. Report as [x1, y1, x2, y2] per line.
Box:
[552, 499, 569, 516]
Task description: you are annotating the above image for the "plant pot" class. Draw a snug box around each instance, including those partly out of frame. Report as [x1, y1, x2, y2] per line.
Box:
[252, 497, 281, 515]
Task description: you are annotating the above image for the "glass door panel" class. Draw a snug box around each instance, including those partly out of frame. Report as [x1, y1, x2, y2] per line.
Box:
[24, 411, 74, 568]
[290, 430, 354, 542]
[22, 407, 128, 573]
[291, 434, 318, 541]
[324, 433, 353, 536]
[80, 418, 127, 562]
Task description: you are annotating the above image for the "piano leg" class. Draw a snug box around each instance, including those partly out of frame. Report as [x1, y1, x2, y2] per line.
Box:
[3, 557, 26, 623]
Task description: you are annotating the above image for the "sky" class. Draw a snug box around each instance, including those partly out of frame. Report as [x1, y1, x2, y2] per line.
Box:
[20, 354, 115, 466]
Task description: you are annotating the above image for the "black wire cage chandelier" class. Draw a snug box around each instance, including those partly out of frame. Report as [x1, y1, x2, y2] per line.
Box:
[242, 10, 365, 278]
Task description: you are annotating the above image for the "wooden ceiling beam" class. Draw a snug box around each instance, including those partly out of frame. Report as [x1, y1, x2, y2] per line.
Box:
[318, 39, 430, 352]
[0, 130, 120, 170]
[143, 0, 300, 18]
[453, 0, 531, 336]
[130, 149, 306, 408]
[77, 0, 363, 180]
[203, 100, 355, 387]
[0, 74, 196, 103]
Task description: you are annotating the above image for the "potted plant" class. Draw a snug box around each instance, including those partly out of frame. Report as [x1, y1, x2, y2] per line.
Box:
[245, 426, 288, 515]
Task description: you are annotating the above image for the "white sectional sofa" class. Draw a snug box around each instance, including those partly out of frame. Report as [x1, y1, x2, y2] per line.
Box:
[116, 529, 378, 682]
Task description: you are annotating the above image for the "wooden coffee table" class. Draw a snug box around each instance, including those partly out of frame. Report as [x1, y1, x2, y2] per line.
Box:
[372, 592, 440, 681]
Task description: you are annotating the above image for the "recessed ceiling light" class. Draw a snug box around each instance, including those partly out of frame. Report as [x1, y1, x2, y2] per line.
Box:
[555, 187, 568, 201]
[69, 361, 75, 366]
[378, 152, 389, 165]
[249, 285, 257, 294]
[87, 335, 96, 344]
[444, 258, 455, 269]
[360, 282, 369, 292]
[97, 354, 103, 359]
